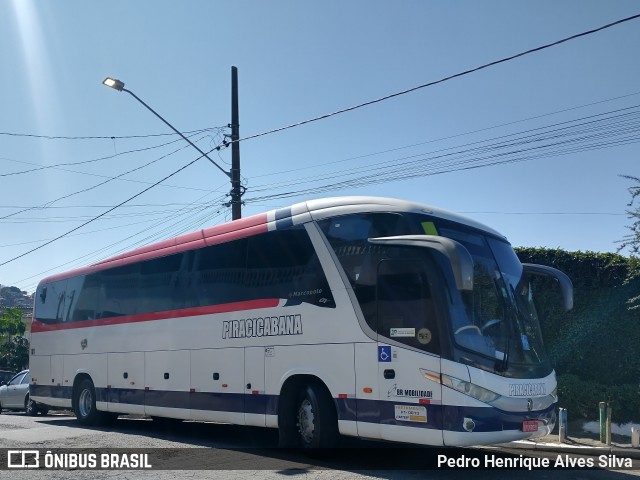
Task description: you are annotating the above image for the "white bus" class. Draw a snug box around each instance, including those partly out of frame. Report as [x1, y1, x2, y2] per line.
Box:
[30, 196, 572, 447]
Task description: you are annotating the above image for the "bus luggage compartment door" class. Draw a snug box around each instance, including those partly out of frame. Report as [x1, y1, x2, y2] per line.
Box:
[144, 350, 191, 420]
[244, 346, 266, 426]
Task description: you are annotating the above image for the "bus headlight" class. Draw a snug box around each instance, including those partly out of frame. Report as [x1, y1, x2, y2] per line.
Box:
[441, 374, 501, 403]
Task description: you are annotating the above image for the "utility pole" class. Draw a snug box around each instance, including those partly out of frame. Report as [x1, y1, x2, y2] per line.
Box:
[230, 66, 242, 220]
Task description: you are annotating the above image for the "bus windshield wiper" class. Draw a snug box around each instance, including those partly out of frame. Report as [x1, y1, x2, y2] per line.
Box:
[500, 336, 510, 372]
[500, 285, 523, 373]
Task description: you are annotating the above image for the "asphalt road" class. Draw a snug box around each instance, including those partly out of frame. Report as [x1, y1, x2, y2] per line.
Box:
[0, 411, 637, 479]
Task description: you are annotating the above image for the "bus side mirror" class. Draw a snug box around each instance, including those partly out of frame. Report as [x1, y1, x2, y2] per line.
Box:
[522, 263, 574, 312]
[368, 235, 474, 291]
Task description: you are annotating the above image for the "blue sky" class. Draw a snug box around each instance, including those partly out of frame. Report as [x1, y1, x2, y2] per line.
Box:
[1, 1, 639, 293]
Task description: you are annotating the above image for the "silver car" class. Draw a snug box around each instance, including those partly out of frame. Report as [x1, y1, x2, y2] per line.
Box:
[0, 370, 48, 415]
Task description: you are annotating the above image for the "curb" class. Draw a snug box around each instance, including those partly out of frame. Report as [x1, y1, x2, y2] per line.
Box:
[494, 440, 640, 460]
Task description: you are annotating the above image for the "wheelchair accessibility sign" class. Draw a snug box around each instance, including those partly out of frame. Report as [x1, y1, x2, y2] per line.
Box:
[378, 345, 392, 362]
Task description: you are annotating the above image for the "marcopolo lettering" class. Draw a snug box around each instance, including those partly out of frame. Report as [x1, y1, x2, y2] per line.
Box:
[509, 383, 546, 396]
[222, 314, 303, 339]
[290, 289, 322, 298]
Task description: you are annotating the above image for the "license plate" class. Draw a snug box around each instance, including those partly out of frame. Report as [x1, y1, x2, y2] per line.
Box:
[522, 420, 539, 432]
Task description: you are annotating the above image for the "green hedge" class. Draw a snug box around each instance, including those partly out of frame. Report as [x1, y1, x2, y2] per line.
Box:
[557, 375, 640, 424]
[515, 248, 640, 423]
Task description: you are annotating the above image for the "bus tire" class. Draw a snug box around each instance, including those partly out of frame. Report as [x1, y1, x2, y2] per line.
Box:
[25, 395, 39, 416]
[74, 378, 100, 426]
[295, 384, 338, 449]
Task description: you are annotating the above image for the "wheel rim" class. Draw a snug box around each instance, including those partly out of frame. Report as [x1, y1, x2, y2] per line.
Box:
[78, 389, 93, 418]
[297, 398, 315, 444]
[26, 397, 33, 414]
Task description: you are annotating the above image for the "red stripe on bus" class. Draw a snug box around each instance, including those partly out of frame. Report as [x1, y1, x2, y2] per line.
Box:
[201, 213, 268, 240]
[40, 212, 270, 284]
[203, 223, 268, 247]
[31, 298, 280, 332]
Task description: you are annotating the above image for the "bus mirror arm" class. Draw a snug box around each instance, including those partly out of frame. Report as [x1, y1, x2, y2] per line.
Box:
[522, 263, 574, 312]
[368, 235, 474, 291]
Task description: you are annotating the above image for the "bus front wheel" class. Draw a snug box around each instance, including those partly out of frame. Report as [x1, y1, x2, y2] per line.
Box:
[295, 384, 338, 449]
[74, 379, 100, 426]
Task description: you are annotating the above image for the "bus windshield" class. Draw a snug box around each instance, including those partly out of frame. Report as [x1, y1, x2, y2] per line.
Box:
[438, 225, 550, 377]
[319, 211, 552, 379]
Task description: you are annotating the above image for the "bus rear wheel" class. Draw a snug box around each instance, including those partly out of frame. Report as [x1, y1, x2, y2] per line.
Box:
[25, 395, 39, 416]
[294, 384, 338, 449]
[74, 379, 100, 426]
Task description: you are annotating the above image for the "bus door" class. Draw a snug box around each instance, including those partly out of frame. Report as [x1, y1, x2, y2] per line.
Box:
[376, 257, 444, 445]
[244, 346, 266, 426]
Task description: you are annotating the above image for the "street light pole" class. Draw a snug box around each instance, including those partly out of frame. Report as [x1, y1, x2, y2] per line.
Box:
[102, 76, 233, 195]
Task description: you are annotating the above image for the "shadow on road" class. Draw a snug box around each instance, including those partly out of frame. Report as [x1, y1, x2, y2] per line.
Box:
[22, 413, 638, 476]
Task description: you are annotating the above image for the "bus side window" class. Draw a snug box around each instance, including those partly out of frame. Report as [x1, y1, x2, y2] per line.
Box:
[35, 280, 67, 324]
[139, 253, 184, 313]
[246, 229, 334, 307]
[318, 213, 414, 283]
[66, 275, 100, 322]
[191, 238, 249, 307]
[95, 264, 139, 319]
[318, 213, 415, 326]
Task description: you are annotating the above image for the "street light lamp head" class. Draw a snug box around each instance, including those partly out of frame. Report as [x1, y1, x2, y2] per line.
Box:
[103, 77, 125, 91]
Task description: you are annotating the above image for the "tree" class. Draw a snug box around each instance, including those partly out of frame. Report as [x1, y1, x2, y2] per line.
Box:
[0, 308, 28, 371]
[0, 286, 22, 295]
[618, 175, 640, 308]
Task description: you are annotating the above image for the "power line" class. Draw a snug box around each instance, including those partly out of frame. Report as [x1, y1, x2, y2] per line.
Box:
[250, 128, 637, 200]
[3, 14, 639, 270]
[0, 150, 215, 267]
[0, 155, 214, 193]
[0, 134, 213, 221]
[3, 92, 636, 214]
[0, 127, 221, 140]
[230, 13, 640, 147]
[5, 100, 636, 264]
[246, 104, 640, 197]
[0, 217, 186, 248]
[0, 129, 224, 178]
[0, 206, 219, 223]
[250, 90, 640, 180]
[0, 202, 216, 210]
[97, 196, 227, 260]
[9, 189, 228, 288]
[463, 211, 625, 216]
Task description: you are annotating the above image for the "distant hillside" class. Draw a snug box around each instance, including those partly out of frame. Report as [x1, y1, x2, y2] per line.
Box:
[0, 285, 33, 309]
